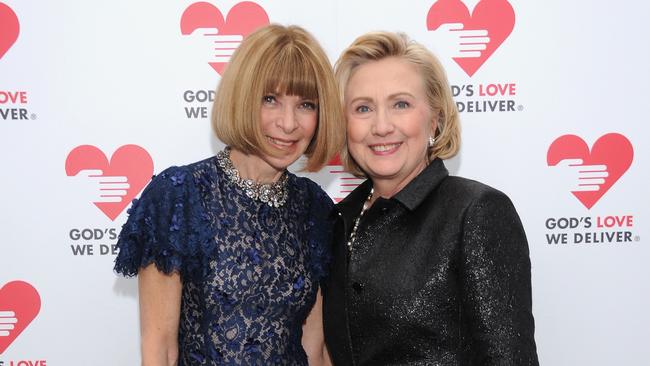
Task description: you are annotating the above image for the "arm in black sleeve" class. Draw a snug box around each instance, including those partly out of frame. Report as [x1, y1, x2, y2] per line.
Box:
[460, 189, 539, 365]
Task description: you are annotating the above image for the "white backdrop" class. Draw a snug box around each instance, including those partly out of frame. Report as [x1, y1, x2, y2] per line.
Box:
[1, 1, 648, 365]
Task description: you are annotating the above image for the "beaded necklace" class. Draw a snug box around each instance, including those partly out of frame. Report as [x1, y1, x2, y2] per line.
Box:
[216, 147, 288, 208]
[346, 188, 374, 253]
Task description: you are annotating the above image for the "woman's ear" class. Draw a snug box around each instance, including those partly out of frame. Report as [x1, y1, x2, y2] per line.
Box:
[430, 110, 440, 137]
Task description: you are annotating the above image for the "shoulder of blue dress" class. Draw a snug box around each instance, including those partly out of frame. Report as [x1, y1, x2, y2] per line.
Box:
[136, 159, 215, 240]
[156, 156, 217, 189]
[297, 176, 334, 281]
[161, 158, 222, 279]
[292, 175, 333, 209]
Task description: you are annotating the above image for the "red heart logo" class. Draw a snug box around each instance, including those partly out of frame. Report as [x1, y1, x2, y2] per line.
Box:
[0, 3, 20, 59]
[427, 0, 515, 77]
[326, 154, 364, 203]
[65, 145, 154, 221]
[0, 281, 41, 355]
[180, 1, 269, 74]
[547, 133, 634, 209]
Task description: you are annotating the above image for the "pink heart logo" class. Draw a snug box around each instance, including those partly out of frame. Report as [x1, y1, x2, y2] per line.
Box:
[326, 154, 364, 203]
[547, 133, 634, 209]
[0, 281, 41, 355]
[180, 1, 270, 74]
[427, 0, 515, 77]
[65, 145, 154, 221]
[0, 2, 20, 59]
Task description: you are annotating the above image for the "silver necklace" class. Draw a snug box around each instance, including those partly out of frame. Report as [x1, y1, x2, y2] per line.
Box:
[216, 147, 288, 208]
[347, 188, 374, 253]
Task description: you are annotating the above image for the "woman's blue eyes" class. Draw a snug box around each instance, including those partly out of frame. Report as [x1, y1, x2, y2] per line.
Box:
[354, 101, 409, 113]
[395, 101, 410, 109]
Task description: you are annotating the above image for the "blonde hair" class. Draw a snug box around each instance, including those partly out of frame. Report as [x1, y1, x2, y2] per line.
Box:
[212, 24, 344, 171]
[335, 31, 461, 177]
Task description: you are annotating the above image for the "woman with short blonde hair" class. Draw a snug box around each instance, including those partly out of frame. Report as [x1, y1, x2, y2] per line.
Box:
[115, 24, 342, 365]
[323, 31, 538, 365]
[334, 31, 460, 177]
[213, 24, 344, 172]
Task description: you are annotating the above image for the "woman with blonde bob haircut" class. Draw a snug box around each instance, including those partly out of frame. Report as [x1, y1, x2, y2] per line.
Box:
[213, 24, 344, 172]
[323, 32, 539, 365]
[115, 24, 343, 365]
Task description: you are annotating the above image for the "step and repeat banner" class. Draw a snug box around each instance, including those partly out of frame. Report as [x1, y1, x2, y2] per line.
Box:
[1, 1, 648, 365]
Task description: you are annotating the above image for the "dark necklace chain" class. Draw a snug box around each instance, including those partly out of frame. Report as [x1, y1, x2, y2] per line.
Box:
[216, 147, 288, 208]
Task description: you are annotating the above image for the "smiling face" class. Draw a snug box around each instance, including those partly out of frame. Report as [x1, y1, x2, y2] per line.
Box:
[345, 57, 436, 194]
[257, 93, 319, 172]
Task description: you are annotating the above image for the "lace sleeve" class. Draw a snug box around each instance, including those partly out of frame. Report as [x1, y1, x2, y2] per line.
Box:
[113, 166, 206, 279]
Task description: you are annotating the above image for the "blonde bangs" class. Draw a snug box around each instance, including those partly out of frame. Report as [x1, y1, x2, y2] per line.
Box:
[263, 47, 319, 101]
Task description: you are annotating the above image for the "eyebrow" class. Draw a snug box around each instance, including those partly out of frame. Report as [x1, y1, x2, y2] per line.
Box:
[347, 92, 416, 105]
[388, 92, 416, 100]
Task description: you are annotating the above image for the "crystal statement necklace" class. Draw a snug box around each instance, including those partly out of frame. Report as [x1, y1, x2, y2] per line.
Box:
[347, 188, 374, 253]
[216, 147, 288, 208]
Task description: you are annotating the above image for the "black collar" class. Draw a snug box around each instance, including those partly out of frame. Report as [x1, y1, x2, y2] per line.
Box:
[336, 158, 449, 220]
[393, 158, 449, 211]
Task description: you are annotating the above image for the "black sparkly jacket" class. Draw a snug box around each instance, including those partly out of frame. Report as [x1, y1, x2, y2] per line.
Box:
[323, 159, 539, 365]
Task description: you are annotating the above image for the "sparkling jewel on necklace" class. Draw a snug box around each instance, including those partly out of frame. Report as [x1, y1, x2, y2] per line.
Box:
[216, 147, 288, 208]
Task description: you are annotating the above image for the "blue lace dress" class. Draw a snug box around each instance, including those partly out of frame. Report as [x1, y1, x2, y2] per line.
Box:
[114, 156, 334, 365]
